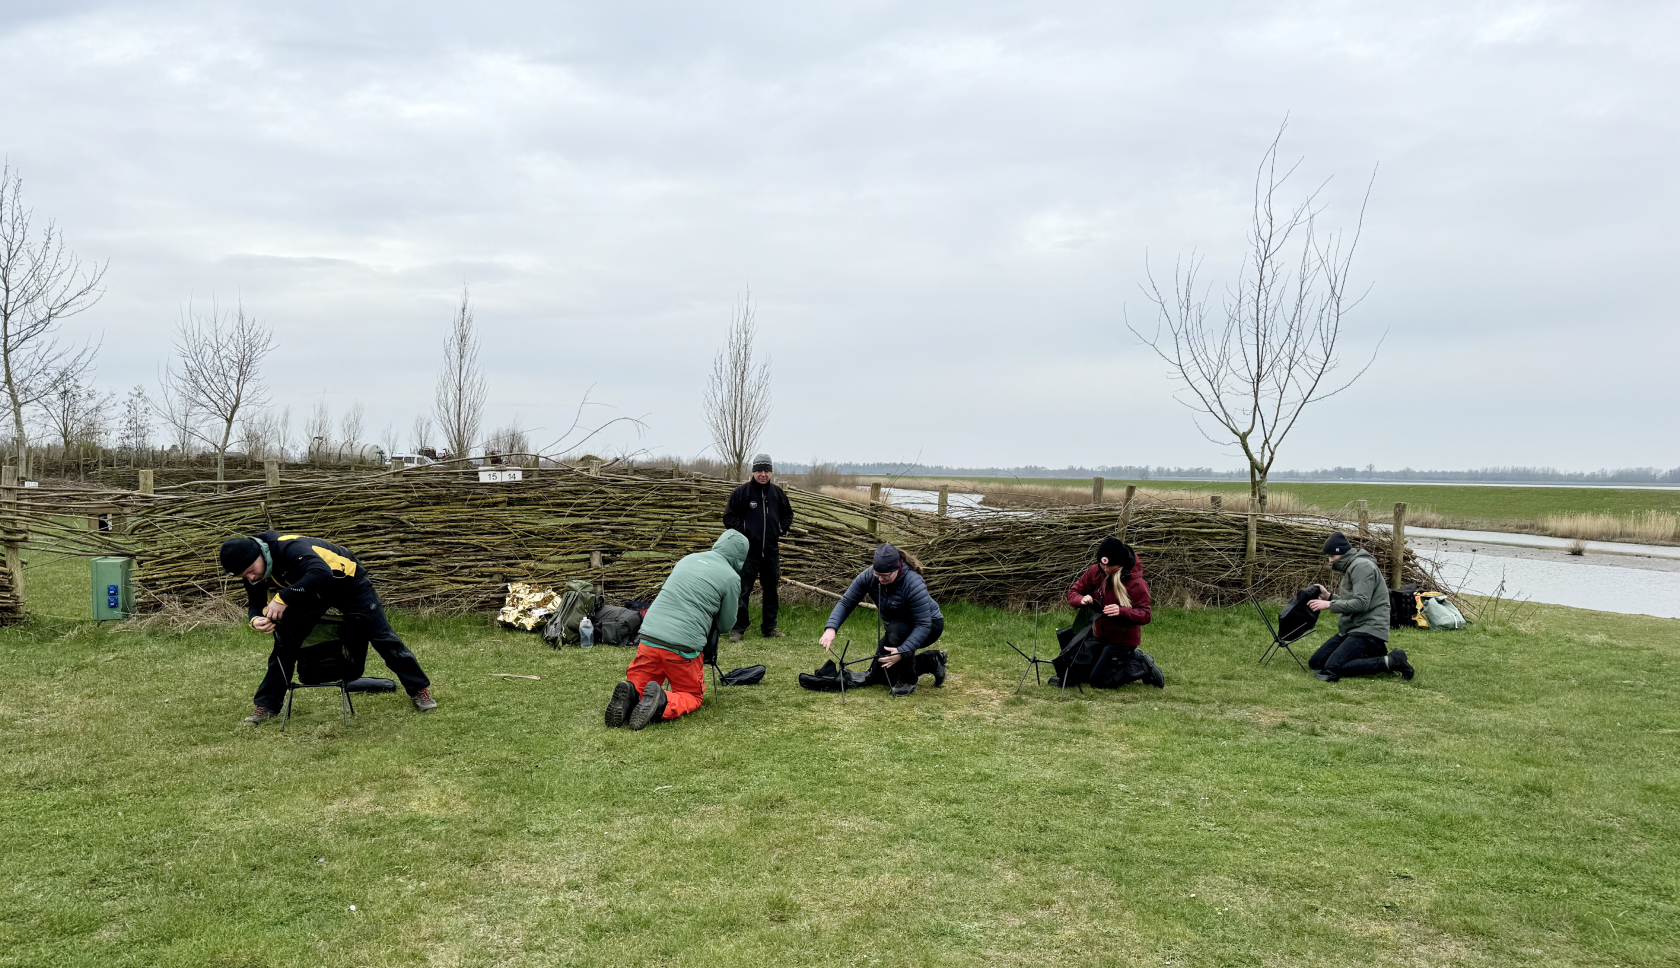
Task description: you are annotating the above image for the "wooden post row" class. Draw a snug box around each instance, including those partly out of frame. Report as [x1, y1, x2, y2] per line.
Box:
[867, 482, 882, 535]
[1117, 484, 1137, 537]
[1245, 511, 1258, 588]
[936, 484, 949, 521]
[1091, 476, 1104, 504]
[1357, 498, 1369, 534]
[1, 465, 22, 606]
[138, 469, 155, 495]
[265, 459, 280, 487]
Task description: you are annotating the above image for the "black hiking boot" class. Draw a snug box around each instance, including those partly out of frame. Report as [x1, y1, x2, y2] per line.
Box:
[628, 680, 667, 730]
[604, 680, 640, 728]
[1315, 670, 1339, 682]
[1046, 676, 1062, 688]
[890, 681, 916, 697]
[1142, 654, 1165, 689]
[931, 652, 946, 688]
[1387, 649, 1415, 680]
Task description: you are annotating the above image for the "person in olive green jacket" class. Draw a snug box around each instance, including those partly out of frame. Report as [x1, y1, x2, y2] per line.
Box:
[1307, 531, 1414, 681]
[604, 530, 747, 730]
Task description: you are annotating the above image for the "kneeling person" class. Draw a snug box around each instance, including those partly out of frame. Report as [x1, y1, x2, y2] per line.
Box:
[220, 531, 436, 725]
[1056, 537, 1162, 689]
[604, 530, 747, 730]
[1308, 531, 1415, 681]
[817, 543, 946, 696]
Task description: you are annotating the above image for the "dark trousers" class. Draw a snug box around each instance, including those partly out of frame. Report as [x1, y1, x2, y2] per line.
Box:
[1058, 640, 1158, 689]
[1308, 632, 1390, 679]
[869, 617, 945, 686]
[253, 578, 430, 710]
[732, 554, 780, 634]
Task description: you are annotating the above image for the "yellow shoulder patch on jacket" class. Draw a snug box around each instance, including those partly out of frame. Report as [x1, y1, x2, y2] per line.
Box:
[278, 534, 301, 540]
[311, 545, 358, 578]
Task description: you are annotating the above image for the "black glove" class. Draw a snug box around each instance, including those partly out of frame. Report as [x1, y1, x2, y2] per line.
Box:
[703, 626, 720, 667]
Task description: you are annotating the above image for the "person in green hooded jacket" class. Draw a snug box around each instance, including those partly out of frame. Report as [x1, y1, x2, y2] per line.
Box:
[1307, 531, 1414, 681]
[604, 530, 747, 730]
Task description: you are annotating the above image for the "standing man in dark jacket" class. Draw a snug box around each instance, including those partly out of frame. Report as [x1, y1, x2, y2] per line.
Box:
[1307, 531, 1415, 682]
[722, 453, 793, 641]
[218, 531, 436, 725]
[818, 543, 947, 696]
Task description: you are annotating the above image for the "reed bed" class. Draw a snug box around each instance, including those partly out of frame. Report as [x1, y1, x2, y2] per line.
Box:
[1540, 511, 1680, 546]
[4, 471, 1426, 617]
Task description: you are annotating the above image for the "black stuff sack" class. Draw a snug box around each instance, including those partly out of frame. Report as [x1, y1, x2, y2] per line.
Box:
[1276, 586, 1323, 644]
[798, 659, 869, 692]
[591, 605, 643, 646]
[1390, 583, 1420, 629]
[721, 665, 766, 686]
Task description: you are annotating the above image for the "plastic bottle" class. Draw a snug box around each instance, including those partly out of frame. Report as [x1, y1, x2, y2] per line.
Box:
[578, 616, 594, 648]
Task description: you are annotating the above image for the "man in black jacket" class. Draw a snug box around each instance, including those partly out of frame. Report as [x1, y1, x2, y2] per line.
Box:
[219, 531, 436, 725]
[722, 453, 793, 640]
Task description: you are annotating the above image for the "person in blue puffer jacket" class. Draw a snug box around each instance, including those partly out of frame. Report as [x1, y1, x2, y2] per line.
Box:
[817, 543, 946, 696]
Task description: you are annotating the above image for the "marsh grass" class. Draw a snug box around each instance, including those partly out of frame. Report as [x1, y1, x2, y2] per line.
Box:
[1541, 511, 1680, 545]
[4, 557, 1679, 967]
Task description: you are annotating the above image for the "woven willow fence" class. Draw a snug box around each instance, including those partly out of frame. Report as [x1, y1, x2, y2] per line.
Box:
[8, 468, 1426, 615]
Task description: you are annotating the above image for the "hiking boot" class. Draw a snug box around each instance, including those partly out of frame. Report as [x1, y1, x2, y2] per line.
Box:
[1143, 656, 1165, 689]
[931, 652, 946, 688]
[411, 687, 438, 712]
[628, 680, 667, 730]
[604, 680, 640, 728]
[1047, 676, 1062, 688]
[761, 628, 787, 639]
[890, 681, 916, 697]
[1315, 671, 1339, 683]
[728, 632, 743, 644]
[243, 705, 277, 726]
[1387, 649, 1415, 680]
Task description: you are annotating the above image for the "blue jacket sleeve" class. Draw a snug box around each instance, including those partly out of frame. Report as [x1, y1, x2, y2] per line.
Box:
[896, 573, 940, 653]
[826, 569, 874, 630]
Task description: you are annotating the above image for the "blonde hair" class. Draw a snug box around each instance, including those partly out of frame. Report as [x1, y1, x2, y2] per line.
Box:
[1111, 569, 1131, 608]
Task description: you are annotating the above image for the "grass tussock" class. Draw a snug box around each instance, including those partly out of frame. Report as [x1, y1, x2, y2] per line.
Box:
[116, 594, 245, 633]
[1541, 511, 1680, 545]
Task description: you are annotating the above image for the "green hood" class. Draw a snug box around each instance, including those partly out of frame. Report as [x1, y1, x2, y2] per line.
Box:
[713, 529, 749, 574]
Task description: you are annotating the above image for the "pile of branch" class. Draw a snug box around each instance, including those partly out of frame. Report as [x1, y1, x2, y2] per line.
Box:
[916, 501, 1427, 608]
[8, 473, 1423, 616]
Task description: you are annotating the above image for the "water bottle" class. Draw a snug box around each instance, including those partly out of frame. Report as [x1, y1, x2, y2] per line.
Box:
[578, 616, 594, 648]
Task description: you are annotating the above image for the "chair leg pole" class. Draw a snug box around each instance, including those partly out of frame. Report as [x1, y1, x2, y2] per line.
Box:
[282, 689, 293, 732]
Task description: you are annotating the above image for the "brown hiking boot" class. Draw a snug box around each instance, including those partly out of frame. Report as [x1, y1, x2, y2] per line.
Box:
[411, 687, 438, 712]
[243, 706, 277, 726]
[762, 628, 787, 639]
[728, 632, 743, 643]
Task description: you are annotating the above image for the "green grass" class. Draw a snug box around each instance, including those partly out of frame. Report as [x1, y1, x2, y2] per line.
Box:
[4, 562, 1679, 966]
[905, 476, 1680, 530]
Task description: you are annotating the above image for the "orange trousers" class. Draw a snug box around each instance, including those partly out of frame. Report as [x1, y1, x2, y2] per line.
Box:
[626, 643, 705, 720]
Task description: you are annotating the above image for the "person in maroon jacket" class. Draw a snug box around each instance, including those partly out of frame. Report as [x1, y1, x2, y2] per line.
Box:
[1051, 536, 1164, 689]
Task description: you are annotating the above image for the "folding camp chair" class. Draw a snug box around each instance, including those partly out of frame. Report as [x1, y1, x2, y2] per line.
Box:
[1011, 607, 1097, 700]
[280, 613, 397, 731]
[1250, 588, 1317, 673]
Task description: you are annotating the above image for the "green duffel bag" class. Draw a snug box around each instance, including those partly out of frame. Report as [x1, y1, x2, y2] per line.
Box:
[1419, 595, 1466, 630]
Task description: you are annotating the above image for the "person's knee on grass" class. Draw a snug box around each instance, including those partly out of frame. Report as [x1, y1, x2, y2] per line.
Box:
[816, 543, 946, 697]
[1307, 532, 1413, 682]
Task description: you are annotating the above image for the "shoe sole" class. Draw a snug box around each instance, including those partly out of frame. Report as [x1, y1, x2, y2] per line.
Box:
[628, 681, 664, 730]
[604, 681, 638, 728]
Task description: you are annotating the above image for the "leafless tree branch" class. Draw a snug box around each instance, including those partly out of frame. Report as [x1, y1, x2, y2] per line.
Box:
[703, 291, 771, 479]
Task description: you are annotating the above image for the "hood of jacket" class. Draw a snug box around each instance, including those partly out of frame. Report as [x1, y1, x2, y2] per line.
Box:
[1331, 547, 1376, 574]
[712, 529, 748, 574]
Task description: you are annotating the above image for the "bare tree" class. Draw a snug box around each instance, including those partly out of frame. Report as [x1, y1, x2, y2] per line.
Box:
[118, 385, 152, 465]
[154, 377, 196, 464]
[304, 396, 332, 462]
[0, 165, 105, 474]
[338, 400, 365, 446]
[37, 366, 112, 462]
[433, 287, 486, 462]
[409, 414, 434, 454]
[239, 405, 292, 462]
[163, 297, 276, 482]
[703, 292, 771, 479]
[1131, 125, 1377, 510]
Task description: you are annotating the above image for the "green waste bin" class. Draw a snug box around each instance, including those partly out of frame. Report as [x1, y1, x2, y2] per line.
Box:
[92, 556, 133, 621]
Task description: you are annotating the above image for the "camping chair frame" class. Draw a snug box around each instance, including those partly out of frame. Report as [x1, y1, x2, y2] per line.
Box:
[1008, 606, 1089, 700]
[1250, 593, 1311, 673]
[282, 679, 356, 731]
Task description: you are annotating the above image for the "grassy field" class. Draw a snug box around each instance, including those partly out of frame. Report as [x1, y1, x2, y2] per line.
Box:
[4, 556, 1679, 966]
[882, 476, 1680, 530]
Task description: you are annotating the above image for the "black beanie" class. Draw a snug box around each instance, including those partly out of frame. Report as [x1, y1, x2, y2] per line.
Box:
[1323, 531, 1352, 556]
[872, 543, 902, 573]
[1097, 536, 1129, 566]
[219, 537, 262, 575]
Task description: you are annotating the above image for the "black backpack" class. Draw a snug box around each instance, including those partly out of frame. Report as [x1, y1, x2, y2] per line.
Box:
[590, 605, 644, 646]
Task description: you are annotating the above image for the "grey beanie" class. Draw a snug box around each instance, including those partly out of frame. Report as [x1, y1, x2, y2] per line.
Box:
[751, 453, 773, 471]
[1323, 531, 1352, 556]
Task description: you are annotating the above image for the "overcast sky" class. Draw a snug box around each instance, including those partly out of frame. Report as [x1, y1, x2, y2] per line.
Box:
[3, 1, 1675, 472]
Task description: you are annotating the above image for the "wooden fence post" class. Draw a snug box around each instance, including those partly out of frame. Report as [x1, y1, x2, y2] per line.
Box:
[1117, 484, 1137, 537]
[138, 469, 154, 495]
[264, 459, 280, 487]
[1210, 495, 1222, 511]
[867, 482, 882, 535]
[1, 465, 23, 609]
[589, 460, 601, 477]
[1357, 498, 1369, 535]
[937, 484, 949, 522]
[1245, 511, 1258, 589]
[1392, 502, 1407, 589]
[1091, 476, 1104, 504]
